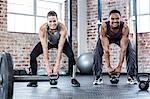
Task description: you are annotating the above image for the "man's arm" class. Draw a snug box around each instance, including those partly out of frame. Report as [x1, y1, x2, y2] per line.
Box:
[116, 24, 129, 70]
[54, 23, 67, 73]
[100, 22, 111, 68]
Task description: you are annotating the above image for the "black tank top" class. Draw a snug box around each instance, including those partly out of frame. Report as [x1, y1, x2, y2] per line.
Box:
[46, 23, 61, 45]
[105, 21, 124, 43]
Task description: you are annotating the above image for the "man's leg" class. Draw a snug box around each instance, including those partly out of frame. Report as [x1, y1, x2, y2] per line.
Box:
[62, 40, 80, 87]
[93, 38, 104, 85]
[126, 40, 137, 84]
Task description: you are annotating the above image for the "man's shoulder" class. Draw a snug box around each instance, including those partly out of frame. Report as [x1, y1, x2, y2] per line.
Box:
[101, 21, 107, 28]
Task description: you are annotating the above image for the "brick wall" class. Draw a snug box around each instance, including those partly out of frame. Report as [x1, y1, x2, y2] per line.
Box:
[1, 32, 69, 73]
[0, 0, 7, 34]
[0, 0, 7, 53]
[65, 0, 78, 59]
[87, 0, 98, 52]
[138, 32, 150, 73]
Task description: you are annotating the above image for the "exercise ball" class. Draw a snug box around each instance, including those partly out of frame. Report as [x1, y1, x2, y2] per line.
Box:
[77, 52, 94, 74]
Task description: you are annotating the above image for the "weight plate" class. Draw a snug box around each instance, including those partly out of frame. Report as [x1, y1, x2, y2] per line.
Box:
[1, 52, 14, 99]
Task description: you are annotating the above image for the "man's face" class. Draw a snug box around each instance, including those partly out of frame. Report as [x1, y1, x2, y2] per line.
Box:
[47, 16, 58, 30]
[109, 13, 121, 29]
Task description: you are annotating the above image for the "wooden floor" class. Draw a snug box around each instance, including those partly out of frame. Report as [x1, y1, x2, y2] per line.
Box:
[6, 75, 150, 99]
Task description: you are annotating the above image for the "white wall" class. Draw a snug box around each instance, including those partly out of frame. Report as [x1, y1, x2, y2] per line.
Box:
[77, 0, 87, 56]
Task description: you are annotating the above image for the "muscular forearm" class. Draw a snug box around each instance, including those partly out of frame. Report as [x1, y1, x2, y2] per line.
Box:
[118, 37, 128, 68]
[101, 37, 110, 68]
[118, 49, 126, 68]
[104, 50, 111, 67]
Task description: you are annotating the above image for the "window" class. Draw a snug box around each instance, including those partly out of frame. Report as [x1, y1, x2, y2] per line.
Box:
[136, 0, 150, 33]
[137, 0, 150, 15]
[137, 15, 150, 33]
[7, 0, 65, 33]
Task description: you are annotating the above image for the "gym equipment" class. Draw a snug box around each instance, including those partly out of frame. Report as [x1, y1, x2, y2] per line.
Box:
[0, 52, 14, 99]
[137, 74, 149, 90]
[109, 74, 119, 84]
[49, 74, 59, 85]
[76, 52, 94, 74]
[0, 52, 59, 99]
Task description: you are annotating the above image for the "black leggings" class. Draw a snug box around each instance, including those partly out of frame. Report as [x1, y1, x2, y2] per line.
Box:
[30, 40, 75, 77]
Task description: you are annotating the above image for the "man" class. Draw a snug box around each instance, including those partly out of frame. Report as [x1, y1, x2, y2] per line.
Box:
[27, 11, 80, 87]
[93, 10, 137, 85]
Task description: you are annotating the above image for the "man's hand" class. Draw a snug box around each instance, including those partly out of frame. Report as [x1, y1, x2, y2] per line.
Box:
[114, 66, 122, 76]
[107, 66, 114, 75]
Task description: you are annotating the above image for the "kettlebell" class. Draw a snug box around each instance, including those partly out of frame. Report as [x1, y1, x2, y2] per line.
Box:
[110, 75, 119, 84]
[137, 74, 149, 90]
[49, 74, 59, 85]
[50, 79, 58, 85]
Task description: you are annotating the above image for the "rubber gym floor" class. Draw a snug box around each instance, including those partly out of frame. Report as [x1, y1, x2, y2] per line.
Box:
[2, 75, 150, 99]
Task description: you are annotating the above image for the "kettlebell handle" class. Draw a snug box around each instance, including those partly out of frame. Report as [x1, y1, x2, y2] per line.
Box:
[49, 74, 59, 80]
[137, 74, 149, 82]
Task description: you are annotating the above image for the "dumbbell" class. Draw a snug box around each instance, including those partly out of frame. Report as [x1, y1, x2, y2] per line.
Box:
[49, 74, 59, 85]
[137, 74, 149, 90]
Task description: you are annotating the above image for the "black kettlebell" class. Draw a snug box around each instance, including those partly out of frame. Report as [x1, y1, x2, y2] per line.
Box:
[110, 75, 119, 84]
[50, 79, 58, 85]
[49, 74, 59, 85]
[137, 74, 149, 90]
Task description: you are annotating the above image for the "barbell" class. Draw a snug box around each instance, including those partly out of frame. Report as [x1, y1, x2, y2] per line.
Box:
[0, 52, 58, 99]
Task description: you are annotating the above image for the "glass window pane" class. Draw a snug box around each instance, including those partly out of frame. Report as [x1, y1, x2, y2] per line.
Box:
[8, 0, 34, 15]
[7, 0, 65, 33]
[130, 0, 134, 16]
[137, 0, 150, 15]
[8, 14, 35, 33]
[7, 14, 15, 32]
[37, 0, 61, 19]
[36, 17, 47, 33]
[137, 15, 150, 33]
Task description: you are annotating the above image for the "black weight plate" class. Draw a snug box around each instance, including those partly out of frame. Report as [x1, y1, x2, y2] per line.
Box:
[1, 52, 14, 99]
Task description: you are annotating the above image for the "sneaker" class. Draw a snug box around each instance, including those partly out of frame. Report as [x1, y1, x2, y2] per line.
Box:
[71, 78, 80, 87]
[27, 82, 38, 87]
[93, 77, 103, 85]
[127, 76, 137, 85]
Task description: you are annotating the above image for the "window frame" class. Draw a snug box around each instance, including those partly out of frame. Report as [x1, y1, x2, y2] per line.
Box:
[7, 0, 65, 33]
